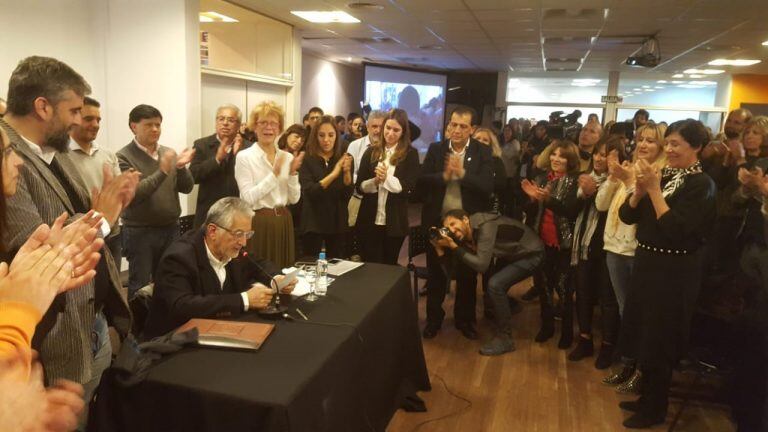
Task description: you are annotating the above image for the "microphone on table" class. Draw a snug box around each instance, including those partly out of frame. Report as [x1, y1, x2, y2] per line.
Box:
[242, 251, 286, 318]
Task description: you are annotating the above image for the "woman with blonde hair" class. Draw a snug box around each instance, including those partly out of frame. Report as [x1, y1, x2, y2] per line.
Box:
[235, 101, 305, 267]
[473, 127, 508, 214]
[595, 122, 667, 391]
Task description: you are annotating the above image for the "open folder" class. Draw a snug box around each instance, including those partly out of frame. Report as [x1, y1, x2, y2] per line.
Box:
[176, 319, 275, 350]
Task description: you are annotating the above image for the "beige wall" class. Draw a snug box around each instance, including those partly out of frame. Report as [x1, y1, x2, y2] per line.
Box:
[300, 51, 364, 118]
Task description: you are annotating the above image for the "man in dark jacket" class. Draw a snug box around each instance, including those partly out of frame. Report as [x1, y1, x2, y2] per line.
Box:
[144, 197, 296, 338]
[433, 210, 543, 355]
[417, 105, 493, 339]
[190, 105, 252, 229]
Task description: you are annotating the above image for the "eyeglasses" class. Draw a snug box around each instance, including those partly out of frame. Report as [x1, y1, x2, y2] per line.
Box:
[216, 116, 239, 124]
[256, 120, 280, 129]
[214, 224, 255, 240]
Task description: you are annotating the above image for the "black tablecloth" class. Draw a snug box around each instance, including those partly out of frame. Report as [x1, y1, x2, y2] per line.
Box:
[90, 263, 431, 432]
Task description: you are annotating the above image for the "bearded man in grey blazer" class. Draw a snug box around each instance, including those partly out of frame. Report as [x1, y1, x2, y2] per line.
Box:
[0, 56, 139, 425]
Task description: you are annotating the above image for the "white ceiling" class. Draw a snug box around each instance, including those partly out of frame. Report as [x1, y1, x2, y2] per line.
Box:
[230, 0, 768, 76]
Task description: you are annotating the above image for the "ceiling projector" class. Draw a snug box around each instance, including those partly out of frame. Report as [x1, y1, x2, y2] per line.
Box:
[626, 37, 660, 68]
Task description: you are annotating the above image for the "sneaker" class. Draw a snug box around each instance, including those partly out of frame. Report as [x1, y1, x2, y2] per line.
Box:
[567, 336, 593, 361]
[479, 336, 516, 356]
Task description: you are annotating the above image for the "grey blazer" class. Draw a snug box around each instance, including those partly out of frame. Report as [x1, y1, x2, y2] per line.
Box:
[0, 118, 131, 385]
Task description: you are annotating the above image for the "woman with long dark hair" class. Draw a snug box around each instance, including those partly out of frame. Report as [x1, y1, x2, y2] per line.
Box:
[616, 119, 716, 428]
[522, 140, 582, 348]
[298, 115, 353, 258]
[355, 109, 419, 265]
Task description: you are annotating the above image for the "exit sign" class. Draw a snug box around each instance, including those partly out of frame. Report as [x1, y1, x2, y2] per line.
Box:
[601, 95, 624, 103]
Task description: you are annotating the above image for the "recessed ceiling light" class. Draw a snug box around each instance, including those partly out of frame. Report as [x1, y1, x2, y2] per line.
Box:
[678, 84, 704, 89]
[698, 81, 718, 85]
[684, 68, 724, 75]
[708, 59, 761, 66]
[572, 78, 601, 83]
[688, 74, 704, 79]
[642, 85, 651, 88]
[291, 10, 360, 23]
[644, 88, 654, 92]
[199, 11, 238, 22]
[763, 40, 768, 46]
[657, 80, 668, 83]
[672, 74, 684, 78]
[671, 80, 684, 84]
[633, 88, 641, 91]
[654, 86, 664, 89]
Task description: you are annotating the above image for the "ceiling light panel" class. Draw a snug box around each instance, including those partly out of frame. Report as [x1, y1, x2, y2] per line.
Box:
[291, 11, 360, 23]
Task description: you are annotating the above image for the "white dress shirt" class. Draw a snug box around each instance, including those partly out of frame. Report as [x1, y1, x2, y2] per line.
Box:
[19, 134, 111, 237]
[360, 146, 402, 226]
[347, 135, 372, 183]
[134, 138, 159, 160]
[235, 143, 300, 209]
[204, 240, 249, 311]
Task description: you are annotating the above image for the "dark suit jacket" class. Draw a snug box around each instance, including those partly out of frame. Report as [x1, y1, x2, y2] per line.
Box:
[189, 134, 252, 228]
[144, 229, 279, 338]
[417, 139, 494, 226]
[355, 146, 420, 237]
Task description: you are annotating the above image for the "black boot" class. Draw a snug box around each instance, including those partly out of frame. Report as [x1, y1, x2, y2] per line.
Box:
[535, 303, 554, 343]
[594, 343, 614, 370]
[567, 336, 593, 361]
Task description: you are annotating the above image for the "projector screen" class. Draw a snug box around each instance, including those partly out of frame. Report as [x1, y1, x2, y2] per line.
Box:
[364, 65, 447, 156]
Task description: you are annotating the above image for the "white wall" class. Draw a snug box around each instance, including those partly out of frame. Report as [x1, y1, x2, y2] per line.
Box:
[0, 0, 202, 212]
[301, 51, 363, 118]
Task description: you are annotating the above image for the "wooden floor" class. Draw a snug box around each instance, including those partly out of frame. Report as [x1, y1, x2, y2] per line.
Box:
[387, 259, 735, 432]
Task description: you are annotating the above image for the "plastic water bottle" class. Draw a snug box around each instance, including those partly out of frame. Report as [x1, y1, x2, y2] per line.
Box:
[315, 251, 328, 296]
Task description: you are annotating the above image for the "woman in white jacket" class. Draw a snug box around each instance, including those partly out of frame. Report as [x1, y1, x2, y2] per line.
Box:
[595, 122, 667, 392]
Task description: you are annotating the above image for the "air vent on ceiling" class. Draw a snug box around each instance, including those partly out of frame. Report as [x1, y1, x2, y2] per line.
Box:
[417, 44, 443, 50]
[347, 2, 384, 10]
[396, 56, 431, 62]
[351, 36, 396, 44]
[545, 58, 583, 71]
[543, 8, 602, 20]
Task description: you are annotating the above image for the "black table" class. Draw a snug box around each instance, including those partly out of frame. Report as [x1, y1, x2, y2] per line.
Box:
[91, 263, 431, 432]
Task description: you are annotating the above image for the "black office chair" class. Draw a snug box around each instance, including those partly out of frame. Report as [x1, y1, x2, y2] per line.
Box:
[407, 225, 429, 305]
[178, 214, 195, 236]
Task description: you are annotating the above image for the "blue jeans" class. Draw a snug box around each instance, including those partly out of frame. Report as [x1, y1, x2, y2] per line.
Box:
[78, 313, 112, 431]
[606, 251, 634, 316]
[487, 253, 543, 335]
[123, 224, 179, 298]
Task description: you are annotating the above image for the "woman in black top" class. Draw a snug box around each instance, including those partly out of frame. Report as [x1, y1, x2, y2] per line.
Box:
[617, 119, 716, 428]
[521, 140, 582, 348]
[298, 116, 353, 258]
[355, 109, 420, 265]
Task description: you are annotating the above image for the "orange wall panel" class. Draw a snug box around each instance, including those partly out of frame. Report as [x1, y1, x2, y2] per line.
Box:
[730, 74, 768, 111]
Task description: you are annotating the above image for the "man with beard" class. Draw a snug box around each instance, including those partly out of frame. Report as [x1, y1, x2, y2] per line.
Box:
[68, 96, 123, 265]
[701, 107, 754, 277]
[190, 104, 251, 229]
[0, 56, 139, 427]
[346, 110, 385, 183]
[117, 105, 195, 299]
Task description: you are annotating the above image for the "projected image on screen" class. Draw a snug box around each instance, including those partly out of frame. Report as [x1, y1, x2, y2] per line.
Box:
[365, 66, 447, 156]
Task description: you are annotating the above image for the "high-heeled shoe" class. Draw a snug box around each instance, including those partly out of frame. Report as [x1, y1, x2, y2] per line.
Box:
[602, 365, 634, 385]
[615, 369, 642, 394]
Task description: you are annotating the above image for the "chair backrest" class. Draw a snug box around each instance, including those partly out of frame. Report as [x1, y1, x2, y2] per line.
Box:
[408, 225, 429, 261]
[179, 215, 195, 236]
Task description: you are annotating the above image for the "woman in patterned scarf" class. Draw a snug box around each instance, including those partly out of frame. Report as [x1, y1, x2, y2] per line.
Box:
[568, 135, 627, 368]
[615, 119, 716, 429]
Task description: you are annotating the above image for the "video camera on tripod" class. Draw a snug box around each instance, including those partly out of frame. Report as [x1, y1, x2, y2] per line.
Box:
[546, 110, 582, 141]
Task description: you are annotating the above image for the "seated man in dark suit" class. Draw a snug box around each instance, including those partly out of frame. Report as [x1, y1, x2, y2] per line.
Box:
[144, 197, 296, 338]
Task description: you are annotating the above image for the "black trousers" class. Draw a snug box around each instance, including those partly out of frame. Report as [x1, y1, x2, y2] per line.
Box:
[425, 244, 477, 327]
[539, 246, 573, 329]
[302, 232, 345, 259]
[575, 248, 619, 344]
[359, 225, 404, 265]
[638, 363, 673, 417]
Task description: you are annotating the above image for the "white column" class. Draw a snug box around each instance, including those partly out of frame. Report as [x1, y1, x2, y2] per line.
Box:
[603, 71, 620, 123]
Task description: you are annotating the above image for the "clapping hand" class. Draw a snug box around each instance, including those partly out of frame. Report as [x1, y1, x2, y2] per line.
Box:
[37, 212, 104, 293]
[738, 166, 765, 192]
[175, 148, 195, 168]
[521, 179, 548, 202]
[341, 154, 352, 174]
[633, 159, 660, 197]
[233, 133, 244, 155]
[374, 163, 387, 185]
[215, 137, 233, 163]
[92, 165, 140, 227]
[578, 174, 598, 197]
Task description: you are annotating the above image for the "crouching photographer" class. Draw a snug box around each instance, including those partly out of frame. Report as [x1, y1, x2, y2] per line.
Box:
[431, 209, 544, 355]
